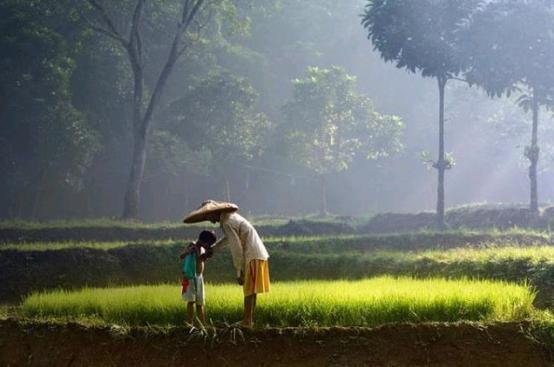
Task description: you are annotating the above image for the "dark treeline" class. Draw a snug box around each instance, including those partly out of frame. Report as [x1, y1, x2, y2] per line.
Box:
[2, 0, 554, 221]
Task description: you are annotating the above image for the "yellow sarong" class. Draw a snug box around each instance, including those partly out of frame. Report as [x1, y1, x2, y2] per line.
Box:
[244, 259, 270, 296]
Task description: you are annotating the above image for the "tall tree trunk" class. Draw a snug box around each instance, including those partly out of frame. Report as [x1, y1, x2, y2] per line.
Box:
[112, 0, 205, 219]
[319, 175, 328, 216]
[529, 88, 539, 216]
[88, 0, 206, 219]
[122, 48, 145, 220]
[436, 76, 447, 229]
[122, 125, 148, 219]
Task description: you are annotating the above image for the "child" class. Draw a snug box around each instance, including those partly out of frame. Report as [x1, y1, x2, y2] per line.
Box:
[179, 230, 216, 325]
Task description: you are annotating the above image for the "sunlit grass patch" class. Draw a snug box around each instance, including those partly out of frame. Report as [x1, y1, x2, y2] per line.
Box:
[265, 245, 554, 284]
[416, 245, 554, 263]
[21, 277, 536, 327]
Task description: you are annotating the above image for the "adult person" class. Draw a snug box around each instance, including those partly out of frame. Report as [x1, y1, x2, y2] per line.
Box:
[183, 200, 270, 327]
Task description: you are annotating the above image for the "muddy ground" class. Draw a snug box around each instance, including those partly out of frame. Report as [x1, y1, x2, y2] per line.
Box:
[0, 320, 551, 367]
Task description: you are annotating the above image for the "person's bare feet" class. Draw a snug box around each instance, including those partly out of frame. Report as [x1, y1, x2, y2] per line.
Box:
[240, 319, 253, 328]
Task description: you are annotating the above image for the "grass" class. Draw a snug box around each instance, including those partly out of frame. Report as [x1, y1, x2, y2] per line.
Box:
[0, 215, 356, 230]
[268, 246, 554, 289]
[0, 240, 179, 251]
[0, 235, 368, 252]
[2, 227, 552, 251]
[5, 239, 554, 305]
[414, 245, 554, 262]
[0, 218, 189, 230]
[0, 217, 357, 244]
[20, 277, 536, 327]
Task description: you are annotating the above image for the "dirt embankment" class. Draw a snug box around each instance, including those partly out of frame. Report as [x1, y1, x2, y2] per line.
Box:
[362, 206, 554, 233]
[0, 320, 550, 367]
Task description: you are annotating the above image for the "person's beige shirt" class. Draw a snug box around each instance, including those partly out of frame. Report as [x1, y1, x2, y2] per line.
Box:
[212, 212, 269, 277]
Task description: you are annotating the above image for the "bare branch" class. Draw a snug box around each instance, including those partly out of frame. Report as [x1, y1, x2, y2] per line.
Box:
[130, 0, 145, 38]
[129, 0, 145, 59]
[135, 27, 143, 62]
[137, 0, 208, 134]
[181, 0, 192, 25]
[175, 0, 206, 56]
[82, 13, 127, 44]
[448, 76, 469, 84]
[127, 0, 145, 63]
[178, 0, 205, 32]
[87, 0, 129, 46]
[184, 0, 205, 32]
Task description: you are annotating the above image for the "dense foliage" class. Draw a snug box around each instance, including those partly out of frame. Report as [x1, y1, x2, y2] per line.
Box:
[282, 66, 403, 213]
[0, 0, 100, 218]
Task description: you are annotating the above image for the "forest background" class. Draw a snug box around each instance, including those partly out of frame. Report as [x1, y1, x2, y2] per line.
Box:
[3, 0, 554, 221]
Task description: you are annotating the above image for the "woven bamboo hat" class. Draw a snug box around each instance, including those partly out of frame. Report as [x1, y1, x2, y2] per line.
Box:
[182, 200, 239, 223]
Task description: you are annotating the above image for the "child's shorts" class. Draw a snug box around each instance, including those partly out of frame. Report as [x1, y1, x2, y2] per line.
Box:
[182, 274, 205, 305]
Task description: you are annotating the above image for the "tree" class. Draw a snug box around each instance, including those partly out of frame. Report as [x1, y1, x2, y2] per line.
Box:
[462, 0, 554, 215]
[362, 0, 480, 228]
[282, 66, 403, 215]
[163, 71, 271, 201]
[0, 0, 99, 218]
[69, 34, 136, 217]
[82, 0, 229, 219]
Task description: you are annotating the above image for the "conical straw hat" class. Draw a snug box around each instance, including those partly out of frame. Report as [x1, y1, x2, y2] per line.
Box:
[183, 200, 239, 223]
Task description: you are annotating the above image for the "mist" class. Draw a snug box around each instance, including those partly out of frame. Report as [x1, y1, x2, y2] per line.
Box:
[2, 0, 554, 221]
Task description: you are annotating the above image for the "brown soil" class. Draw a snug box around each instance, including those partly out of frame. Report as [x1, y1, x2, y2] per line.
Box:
[0, 320, 551, 367]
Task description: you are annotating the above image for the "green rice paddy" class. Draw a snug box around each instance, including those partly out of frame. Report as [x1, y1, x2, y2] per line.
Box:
[21, 276, 536, 327]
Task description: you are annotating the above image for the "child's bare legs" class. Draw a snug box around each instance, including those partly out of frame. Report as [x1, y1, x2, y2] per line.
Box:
[187, 302, 195, 325]
[196, 304, 205, 325]
[243, 294, 256, 327]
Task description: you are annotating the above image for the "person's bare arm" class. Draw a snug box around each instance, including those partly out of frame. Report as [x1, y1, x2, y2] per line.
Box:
[178, 242, 195, 260]
[210, 236, 229, 253]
